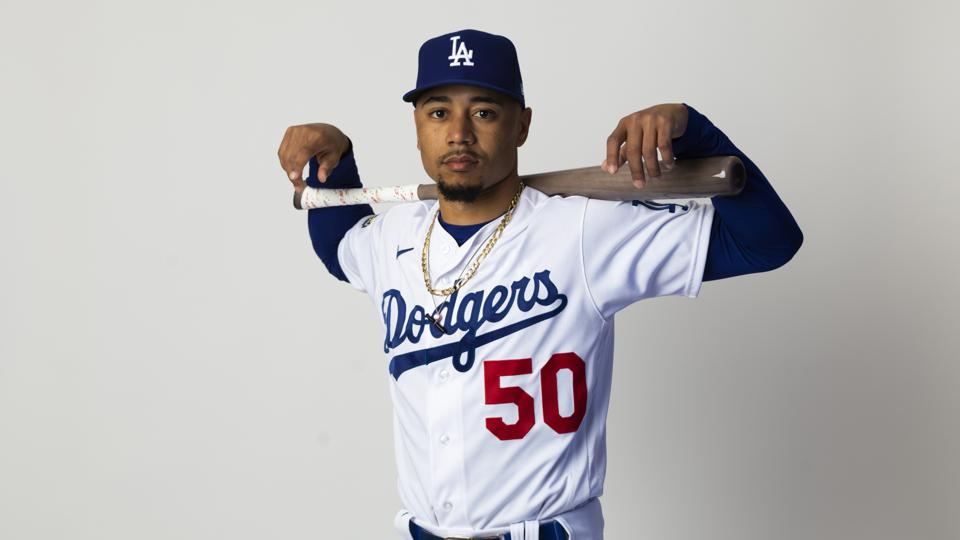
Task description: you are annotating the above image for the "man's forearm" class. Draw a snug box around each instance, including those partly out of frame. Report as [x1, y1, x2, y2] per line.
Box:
[305, 140, 375, 283]
[671, 104, 803, 280]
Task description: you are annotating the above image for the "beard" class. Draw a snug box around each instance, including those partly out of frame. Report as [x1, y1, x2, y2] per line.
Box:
[436, 176, 485, 203]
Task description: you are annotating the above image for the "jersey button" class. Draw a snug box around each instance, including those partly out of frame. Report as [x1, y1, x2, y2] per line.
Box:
[441, 245, 451, 255]
[438, 369, 450, 381]
[442, 501, 454, 511]
[439, 434, 450, 445]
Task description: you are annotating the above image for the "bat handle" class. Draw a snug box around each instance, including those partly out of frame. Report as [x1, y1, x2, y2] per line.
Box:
[294, 183, 423, 209]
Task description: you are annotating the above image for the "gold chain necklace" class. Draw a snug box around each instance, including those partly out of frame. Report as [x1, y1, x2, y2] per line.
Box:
[421, 180, 525, 297]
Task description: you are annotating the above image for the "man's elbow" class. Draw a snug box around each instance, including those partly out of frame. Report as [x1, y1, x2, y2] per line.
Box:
[310, 236, 351, 283]
[763, 227, 803, 271]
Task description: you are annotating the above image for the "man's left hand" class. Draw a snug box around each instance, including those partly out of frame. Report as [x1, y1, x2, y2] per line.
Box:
[603, 103, 689, 188]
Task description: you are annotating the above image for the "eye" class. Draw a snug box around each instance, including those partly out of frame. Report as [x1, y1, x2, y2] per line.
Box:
[427, 109, 496, 120]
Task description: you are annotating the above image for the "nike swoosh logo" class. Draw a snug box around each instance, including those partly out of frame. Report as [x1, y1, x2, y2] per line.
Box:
[396, 247, 415, 258]
[712, 169, 726, 178]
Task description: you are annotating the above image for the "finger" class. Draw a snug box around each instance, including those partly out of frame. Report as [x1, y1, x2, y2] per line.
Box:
[278, 127, 293, 178]
[624, 130, 645, 186]
[605, 120, 627, 174]
[315, 151, 342, 184]
[287, 147, 314, 184]
[281, 143, 309, 184]
[657, 124, 675, 171]
[602, 145, 625, 172]
[642, 126, 661, 179]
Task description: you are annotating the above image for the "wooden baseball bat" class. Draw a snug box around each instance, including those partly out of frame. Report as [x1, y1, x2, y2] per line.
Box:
[293, 155, 745, 210]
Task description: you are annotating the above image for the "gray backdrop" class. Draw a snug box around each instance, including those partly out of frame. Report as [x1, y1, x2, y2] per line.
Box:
[2, 0, 958, 538]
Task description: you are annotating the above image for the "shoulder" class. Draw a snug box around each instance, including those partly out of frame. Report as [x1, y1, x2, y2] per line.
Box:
[497, 185, 590, 241]
[524, 185, 587, 208]
[584, 195, 709, 218]
[379, 199, 433, 230]
[517, 184, 589, 219]
[345, 200, 433, 245]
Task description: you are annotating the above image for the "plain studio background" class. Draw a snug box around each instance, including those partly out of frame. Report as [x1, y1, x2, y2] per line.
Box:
[2, 0, 958, 538]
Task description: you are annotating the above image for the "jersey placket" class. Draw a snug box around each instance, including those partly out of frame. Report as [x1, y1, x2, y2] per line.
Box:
[424, 228, 476, 528]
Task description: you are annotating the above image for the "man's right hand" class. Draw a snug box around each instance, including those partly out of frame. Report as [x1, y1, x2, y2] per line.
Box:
[277, 123, 351, 187]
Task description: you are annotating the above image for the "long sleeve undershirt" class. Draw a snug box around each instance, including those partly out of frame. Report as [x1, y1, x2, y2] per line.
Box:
[305, 139, 374, 283]
[674, 103, 803, 280]
[306, 104, 802, 284]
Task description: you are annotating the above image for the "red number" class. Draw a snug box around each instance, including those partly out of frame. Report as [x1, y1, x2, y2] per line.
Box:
[483, 352, 588, 440]
[540, 352, 588, 434]
[483, 358, 535, 440]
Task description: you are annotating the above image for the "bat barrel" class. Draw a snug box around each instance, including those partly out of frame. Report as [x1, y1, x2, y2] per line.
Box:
[520, 155, 745, 200]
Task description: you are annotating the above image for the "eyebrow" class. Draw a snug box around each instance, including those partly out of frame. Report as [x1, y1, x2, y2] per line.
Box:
[420, 95, 502, 106]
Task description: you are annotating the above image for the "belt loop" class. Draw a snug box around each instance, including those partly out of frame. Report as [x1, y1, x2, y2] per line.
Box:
[523, 519, 540, 540]
[508, 519, 540, 540]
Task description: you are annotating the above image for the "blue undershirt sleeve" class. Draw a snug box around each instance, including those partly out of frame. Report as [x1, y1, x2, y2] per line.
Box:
[305, 139, 375, 283]
[669, 104, 803, 281]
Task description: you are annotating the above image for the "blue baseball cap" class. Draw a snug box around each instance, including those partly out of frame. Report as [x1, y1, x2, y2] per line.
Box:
[402, 29, 525, 109]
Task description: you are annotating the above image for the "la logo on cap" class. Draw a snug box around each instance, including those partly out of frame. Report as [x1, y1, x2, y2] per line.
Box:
[448, 35, 474, 67]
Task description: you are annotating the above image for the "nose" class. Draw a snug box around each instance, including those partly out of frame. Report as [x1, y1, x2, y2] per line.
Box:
[446, 111, 476, 146]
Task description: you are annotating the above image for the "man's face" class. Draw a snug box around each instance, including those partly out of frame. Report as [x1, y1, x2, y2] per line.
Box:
[413, 84, 531, 202]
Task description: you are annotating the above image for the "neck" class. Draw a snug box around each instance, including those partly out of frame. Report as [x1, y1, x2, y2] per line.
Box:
[438, 170, 522, 225]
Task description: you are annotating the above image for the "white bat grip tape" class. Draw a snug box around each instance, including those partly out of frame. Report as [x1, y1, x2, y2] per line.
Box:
[299, 184, 421, 209]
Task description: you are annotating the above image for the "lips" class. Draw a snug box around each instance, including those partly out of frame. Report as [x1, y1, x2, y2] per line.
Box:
[443, 154, 479, 171]
[444, 155, 478, 164]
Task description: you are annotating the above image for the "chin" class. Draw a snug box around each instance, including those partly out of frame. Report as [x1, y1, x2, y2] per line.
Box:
[436, 175, 486, 203]
[437, 170, 485, 186]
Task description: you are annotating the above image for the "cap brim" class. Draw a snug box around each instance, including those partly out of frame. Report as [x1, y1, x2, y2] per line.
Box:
[402, 79, 523, 107]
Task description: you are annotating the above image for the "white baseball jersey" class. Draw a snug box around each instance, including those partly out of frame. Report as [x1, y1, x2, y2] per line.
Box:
[336, 185, 715, 539]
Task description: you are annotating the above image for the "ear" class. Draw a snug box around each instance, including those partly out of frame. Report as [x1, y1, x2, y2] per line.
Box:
[516, 107, 532, 147]
[413, 108, 421, 150]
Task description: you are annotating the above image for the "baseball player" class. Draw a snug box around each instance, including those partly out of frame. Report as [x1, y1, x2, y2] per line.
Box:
[277, 29, 802, 540]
